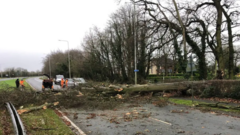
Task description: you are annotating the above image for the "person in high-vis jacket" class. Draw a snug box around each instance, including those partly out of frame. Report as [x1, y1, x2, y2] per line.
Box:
[61, 78, 65, 88]
[65, 79, 68, 88]
[20, 79, 24, 87]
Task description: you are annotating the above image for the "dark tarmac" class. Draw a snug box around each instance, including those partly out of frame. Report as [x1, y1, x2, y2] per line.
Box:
[63, 103, 240, 135]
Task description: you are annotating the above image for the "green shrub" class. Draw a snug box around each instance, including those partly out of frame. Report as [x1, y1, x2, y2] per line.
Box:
[175, 73, 183, 76]
[228, 86, 240, 99]
[200, 86, 216, 98]
[147, 75, 158, 78]
[184, 73, 191, 79]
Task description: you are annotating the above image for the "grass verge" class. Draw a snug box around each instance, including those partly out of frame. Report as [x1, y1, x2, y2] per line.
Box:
[0, 79, 16, 89]
[168, 98, 240, 114]
[0, 78, 32, 92]
[21, 108, 74, 135]
[0, 110, 14, 135]
[0, 113, 2, 135]
[168, 98, 199, 106]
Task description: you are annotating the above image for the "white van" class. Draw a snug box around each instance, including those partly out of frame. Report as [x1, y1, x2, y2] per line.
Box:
[55, 75, 64, 85]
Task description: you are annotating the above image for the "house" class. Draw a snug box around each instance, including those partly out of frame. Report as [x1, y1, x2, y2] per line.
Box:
[149, 56, 175, 75]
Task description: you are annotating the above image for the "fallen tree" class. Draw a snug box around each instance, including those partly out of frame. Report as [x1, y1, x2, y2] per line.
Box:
[17, 102, 59, 114]
[85, 83, 190, 96]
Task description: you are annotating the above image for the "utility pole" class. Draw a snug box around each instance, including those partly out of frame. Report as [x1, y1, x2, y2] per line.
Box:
[59, 40, 71, 78]
[49, 57, 51, 78]
[133, 0, 137, 85]
[190, 53, 193, 103]
[191, 53, 193, 79]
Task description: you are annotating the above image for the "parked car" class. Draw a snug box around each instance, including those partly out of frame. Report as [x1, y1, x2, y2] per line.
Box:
[73, 78, 86, 86]
[66, 78, 75, 88]
[55, 75, 64, 85]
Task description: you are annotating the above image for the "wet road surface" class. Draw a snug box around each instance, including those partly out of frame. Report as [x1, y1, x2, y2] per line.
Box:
[26, 77, 61, 91]
[63, 104, 240, 135]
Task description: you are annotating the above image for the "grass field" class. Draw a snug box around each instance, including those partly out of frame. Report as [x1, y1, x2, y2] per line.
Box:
[0, 79, 16, 87]
[0, 79, 32, 91]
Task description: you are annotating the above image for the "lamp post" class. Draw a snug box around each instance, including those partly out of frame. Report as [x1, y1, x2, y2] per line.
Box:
[59, 40, 71, 78]
[133, 0, 137, 85]
[190, 53, 193, 79]
[48, 56, 51, 78]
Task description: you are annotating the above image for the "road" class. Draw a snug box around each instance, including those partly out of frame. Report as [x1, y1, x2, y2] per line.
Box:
[24, 78, 240, 135]
[63, 103, 240, 135]
[26, 77, 61, 91]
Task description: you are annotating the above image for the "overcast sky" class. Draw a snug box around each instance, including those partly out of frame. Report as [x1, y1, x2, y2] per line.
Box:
[0, 0, 128, 72]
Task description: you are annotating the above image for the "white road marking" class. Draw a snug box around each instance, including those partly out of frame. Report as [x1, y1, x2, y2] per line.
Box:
[149, 117, 172, 126]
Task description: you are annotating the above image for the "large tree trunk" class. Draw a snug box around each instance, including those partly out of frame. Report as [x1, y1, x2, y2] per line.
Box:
[139, 25, 147, 80]
[145, 51, 151, 78]
[214, 0, 224, 72]
[198, 20, 208, 79]
[172, 0, 187, 73]
[222, 9, 234, 79]
[96, 83, 189, 96]
[185, 32, 207, 79]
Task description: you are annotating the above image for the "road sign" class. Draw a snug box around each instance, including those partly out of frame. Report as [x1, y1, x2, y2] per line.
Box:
[134, 69, 139, 72]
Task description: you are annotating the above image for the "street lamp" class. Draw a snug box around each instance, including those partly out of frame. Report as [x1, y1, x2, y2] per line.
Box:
[47, 56, 51, 78]
[58, 40, 71, 78]
[133, 0, 137, 85]
[120, 0, 138, 85]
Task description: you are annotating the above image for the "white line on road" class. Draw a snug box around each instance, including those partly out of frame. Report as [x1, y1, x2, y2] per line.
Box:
[149, 117, 172, 126]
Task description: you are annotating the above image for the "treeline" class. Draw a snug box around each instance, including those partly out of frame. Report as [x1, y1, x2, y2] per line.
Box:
[42, 1, 240, 83]
[42, 50, 84, 79]
[0, 67, 41, 78]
